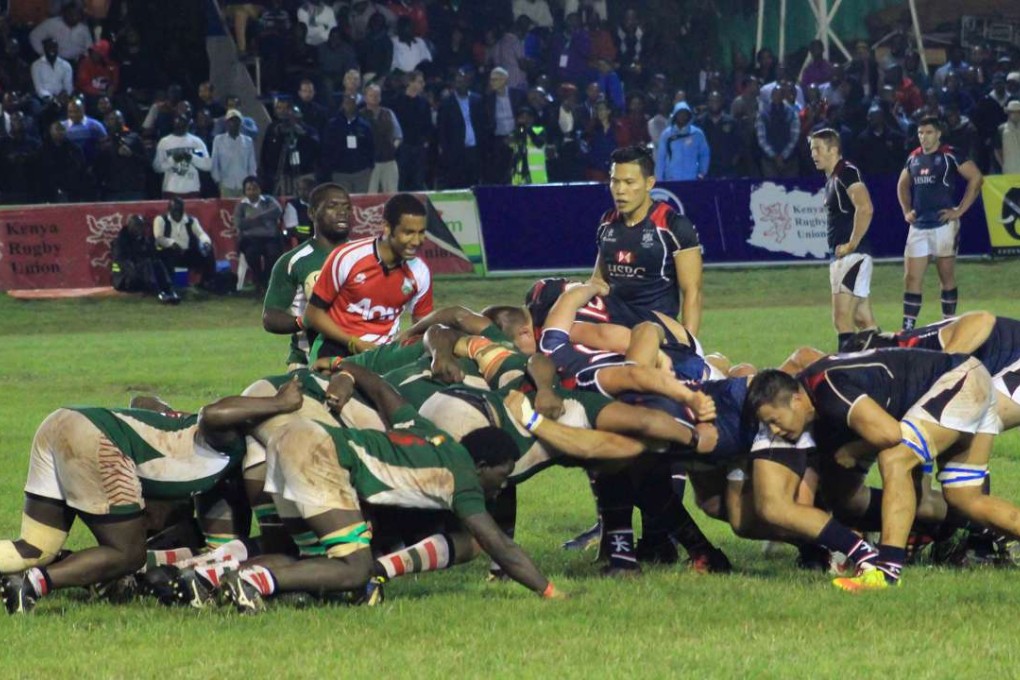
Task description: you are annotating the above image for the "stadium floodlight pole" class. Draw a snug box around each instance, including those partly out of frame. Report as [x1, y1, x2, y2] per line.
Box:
[804, 0, 851, 62]
[756, 0, 765, 55]
[907, 0, 928, 75]
[779, 0, 786, 62]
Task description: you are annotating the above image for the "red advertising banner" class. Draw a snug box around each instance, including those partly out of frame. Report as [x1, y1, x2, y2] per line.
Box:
[0, 194, 472, 291]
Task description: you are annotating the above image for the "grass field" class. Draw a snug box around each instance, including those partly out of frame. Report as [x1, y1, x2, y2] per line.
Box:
[1, 260, 1020, 678]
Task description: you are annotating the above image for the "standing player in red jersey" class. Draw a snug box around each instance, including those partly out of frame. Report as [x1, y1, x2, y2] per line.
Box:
[305, 194, 434, 361]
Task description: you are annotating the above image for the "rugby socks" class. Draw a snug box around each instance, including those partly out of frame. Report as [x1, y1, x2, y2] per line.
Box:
[192, 559, 240, 589]
[375, 534, 453, 579]
[179, 538, 254, 569]
[239, 565, 277, 596]
[875, 545, 907, 583]
[940, 288, 958, 318]
[817, 519, 878, 569]
[24, 567, 51, 598]
[145, 547, 194, 570]
[594, 472, 637, 569]
[837, 333, 854, 352]
[903, 293, 922, 330]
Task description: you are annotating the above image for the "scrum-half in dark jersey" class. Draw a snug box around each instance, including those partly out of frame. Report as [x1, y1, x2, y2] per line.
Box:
[824, 159, 872, 255]
[596, 201, 700, 318]
[893, 316, 1020, 375]
[799, 348, 969, 441]
[525, 278, 662, 331]
[904, 145, 965, 229]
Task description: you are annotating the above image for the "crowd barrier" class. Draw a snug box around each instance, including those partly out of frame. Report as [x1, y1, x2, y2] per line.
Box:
[473, 175, 1004, 275]
[2, 175, 1017, 291]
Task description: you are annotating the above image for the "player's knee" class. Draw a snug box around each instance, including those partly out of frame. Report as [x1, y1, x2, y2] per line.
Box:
[878, 448, 918, 481]
[754, 492, 792, 529]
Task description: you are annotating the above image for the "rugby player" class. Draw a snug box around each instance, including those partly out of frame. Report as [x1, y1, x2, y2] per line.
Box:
[897, 116, 983, 330]
[262, 183, 353, 368]
[217, 363, 564, 612]
[304, 193, 433, 361]
[808, 128, 878, 351]
[590, 145, 703, 333]
[0, 381, 304, 613]
[749, 348, 1019, 591]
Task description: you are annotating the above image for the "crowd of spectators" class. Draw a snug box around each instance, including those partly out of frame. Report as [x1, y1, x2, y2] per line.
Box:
[1, 0, 1020, 206]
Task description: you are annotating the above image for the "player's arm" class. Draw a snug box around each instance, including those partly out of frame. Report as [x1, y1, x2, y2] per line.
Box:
[845, 397, 902, 450]
[624, 320, 665, 367]
[836, 182, 873, 258]
[589, 250, 609, 288]
[778, 347, 826, 375]
[505, 390, 643, 459]
[939, 160, 983, 222]
[896, 168, 915, 223]
[597, 364, 715, 421]
[545, 281, 608, 332]
[400, 305, 492, 340]
[305, 296, 376, 354]
[324, 362, 408, 426]
[262, 257, 304, 334]
[674, 247, 703, 335]
[423, 324, 465, 384]
[461, 511, 558, 597]
[568, 321, 633, 354]
[526, 353, 564, 419]
[198, 378, 304, 448]
[940, 311, 996, 354]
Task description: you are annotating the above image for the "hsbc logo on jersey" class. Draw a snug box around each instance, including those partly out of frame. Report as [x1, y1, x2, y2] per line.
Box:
[346, 297, 400, 321]
[920, 168, 930, 175]
[607, 262, 646, 278]
[615, 250, 635, 264]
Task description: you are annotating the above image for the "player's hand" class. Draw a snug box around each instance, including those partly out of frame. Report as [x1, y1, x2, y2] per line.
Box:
[694, 423, 718, 454]
[275, 377, 304, 413]
[903, 209, 917, 224]
[834, 242, 854, 259]
[533, 387, 564, 420]
[586, 279, 610, 297]
[542, 584, 568, 600]
[431, 354, 465, 384]
[689, 391, 716, 422]
[325, 371, 356, 412]
[834, 448, 857, 469]
[938, 206, 962, 222]
[502, 389, 529, 425]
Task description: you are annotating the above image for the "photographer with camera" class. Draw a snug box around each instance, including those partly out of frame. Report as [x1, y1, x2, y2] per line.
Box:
[111, 214, 180, 304]
[262, 97, 319, 196]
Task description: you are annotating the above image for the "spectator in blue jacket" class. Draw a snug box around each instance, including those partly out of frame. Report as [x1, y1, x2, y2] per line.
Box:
[655, 101, 710, 181]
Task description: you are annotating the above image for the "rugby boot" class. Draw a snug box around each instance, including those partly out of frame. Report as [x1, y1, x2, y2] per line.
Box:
[1, 573, 39, 614]
[221, 571, 266, 614]
[832, 566, 899, 593]
[562, 521, 602, 552]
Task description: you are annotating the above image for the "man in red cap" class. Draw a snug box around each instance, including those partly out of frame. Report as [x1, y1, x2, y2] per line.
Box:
[76, 40, 119, 99]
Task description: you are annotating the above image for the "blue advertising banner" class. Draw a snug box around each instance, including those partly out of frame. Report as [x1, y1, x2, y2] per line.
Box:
[474, 176, 990, 274]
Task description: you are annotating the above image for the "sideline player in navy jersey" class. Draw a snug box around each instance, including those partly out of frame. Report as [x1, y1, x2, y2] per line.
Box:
[590, 145, 703, 334]
[809, 129, 878, 351]
[748, 348, 1019, 592]
[897, 116, 983, 330]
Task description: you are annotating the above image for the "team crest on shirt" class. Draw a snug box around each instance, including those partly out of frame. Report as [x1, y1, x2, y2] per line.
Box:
[616, 250, 634, 264]
[353, 272, 367, 285]
[641, 230, 655, 248]
[401, 277, 414, 295]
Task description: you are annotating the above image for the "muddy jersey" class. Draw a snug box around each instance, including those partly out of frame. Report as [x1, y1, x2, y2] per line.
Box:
[263, 239, 334, 366]
[70, 407, 246, 499]
[324, 405, 487, 519]
[596, 201, 700, 317]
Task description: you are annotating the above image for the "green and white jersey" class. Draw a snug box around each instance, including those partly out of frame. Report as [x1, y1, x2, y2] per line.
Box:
[263, 239, 334, 366]
[71, 407, 246, 499]
[325, 405, 487, 519]
[344, 339, 428, 375]
[262, 368, 330, 403]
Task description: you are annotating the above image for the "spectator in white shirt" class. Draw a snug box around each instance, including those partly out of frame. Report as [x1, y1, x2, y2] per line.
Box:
[30, 38, 73, 100]
[512, 0, 554, 29]
[211, 109, 257, 197]
[29, 4, 92, 62]
[153, 197, 217, 288]
[390, 16, 431, 73]
[153, 114, 213, 198]
[297, 1, 338, 47]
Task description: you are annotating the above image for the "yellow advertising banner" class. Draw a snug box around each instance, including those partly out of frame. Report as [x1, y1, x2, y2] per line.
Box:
[981, 174, 1020, 256]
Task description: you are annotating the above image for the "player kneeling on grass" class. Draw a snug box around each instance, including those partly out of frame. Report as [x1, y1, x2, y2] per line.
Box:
[211, 363, 563, 613]
[0, 381, 304, 613]
[748, 348, 1019, 592]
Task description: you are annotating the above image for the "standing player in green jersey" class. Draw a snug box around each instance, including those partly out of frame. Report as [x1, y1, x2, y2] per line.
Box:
[0, 381, 304, 614]
[219, 362, 565, 612]
[262, 183, 353, 368]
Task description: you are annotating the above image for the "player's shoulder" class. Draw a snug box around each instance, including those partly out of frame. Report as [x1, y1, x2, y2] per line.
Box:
[330, 236, 376, 263]
[404, 254, 431, 281]
[599, 208, 621, 226]
[908, 146, 923, 158]
[838, 159, 863, 181]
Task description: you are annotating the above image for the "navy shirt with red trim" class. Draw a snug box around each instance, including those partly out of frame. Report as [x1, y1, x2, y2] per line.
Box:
[798, 348, 969, 441]
[824, 159, 871, 254]
[596, 201, 700, 318]
[894, 316, 1020, 375]
[904, 145, 965, 230]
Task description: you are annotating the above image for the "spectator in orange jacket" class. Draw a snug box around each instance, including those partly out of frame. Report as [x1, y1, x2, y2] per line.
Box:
[75, 39, 119, 99]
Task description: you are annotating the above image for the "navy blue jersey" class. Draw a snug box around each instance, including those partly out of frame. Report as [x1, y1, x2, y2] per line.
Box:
[799, 348, 969, 441]
[661, 327, 712, 381]
[525, 278, 662, 330]
[824, 159, 872, 255]
[596, 201, 700, 317]
[905, 145, 965, 229]
[894, 316, 1020, 375]
[539, 328, 628, 393]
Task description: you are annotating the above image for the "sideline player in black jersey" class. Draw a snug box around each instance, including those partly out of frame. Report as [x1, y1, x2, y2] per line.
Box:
[590, 145, 703, 334]
[897, 116, 983, 330]
[809, 128, 878, 351]
[748, 348, 1018, 592]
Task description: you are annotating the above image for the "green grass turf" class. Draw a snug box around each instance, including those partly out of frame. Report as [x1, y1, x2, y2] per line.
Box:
[1, 260, 1020, 678]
